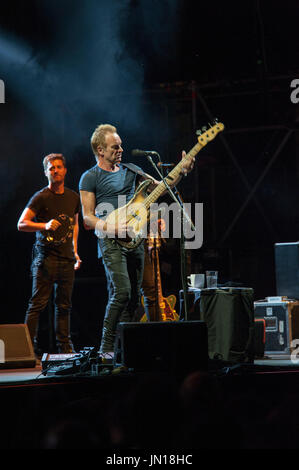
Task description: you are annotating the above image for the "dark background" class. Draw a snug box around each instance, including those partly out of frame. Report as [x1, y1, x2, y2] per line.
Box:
[0, 0, 298, 350]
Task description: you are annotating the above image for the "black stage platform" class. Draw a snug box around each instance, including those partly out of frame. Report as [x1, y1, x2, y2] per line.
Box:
[0, 354, 298, 384]
[2, 355, 299, 450]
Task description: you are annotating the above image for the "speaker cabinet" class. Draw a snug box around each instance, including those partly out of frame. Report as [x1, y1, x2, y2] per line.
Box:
[114, 320, 208, 374]
[0, 324, 36, 369]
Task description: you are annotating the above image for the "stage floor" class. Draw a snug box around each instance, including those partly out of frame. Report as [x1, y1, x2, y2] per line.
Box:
[1, 354, 299, 386]
[0, 366, 43, 384]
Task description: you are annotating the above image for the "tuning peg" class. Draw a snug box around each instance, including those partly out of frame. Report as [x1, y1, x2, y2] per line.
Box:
[196, 129, 202, 136]
[214, 117, 219, 123]
[201, 126, 207, 132]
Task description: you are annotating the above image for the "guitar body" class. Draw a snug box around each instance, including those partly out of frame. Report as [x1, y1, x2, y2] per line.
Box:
[141, 294, 178, 322]
[159, 294, 179, 322]
[105, 179, 151, 249]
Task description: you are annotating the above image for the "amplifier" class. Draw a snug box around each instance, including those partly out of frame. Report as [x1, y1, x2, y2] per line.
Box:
[254, 300, 299, 354]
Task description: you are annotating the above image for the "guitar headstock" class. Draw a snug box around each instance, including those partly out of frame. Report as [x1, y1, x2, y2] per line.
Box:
[196, 120, 224, 146]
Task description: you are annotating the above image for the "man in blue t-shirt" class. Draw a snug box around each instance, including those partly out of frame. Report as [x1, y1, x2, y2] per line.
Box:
[79, 124, 194, 359]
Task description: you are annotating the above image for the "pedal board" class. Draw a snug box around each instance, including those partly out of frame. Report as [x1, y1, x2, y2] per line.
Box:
[41, 349, 114, 376]
[41, 353, 78, 371]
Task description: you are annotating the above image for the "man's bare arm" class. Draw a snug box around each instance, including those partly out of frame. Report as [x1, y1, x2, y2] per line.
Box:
[80, 190, 128, 237]
[73, 213, 82, 270]
[17, 207, 61, 232]
[80, 190, 104, 230]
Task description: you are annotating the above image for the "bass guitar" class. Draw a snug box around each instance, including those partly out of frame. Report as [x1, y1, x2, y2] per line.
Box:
[105, 121, 224, 249]
[141, 233, 179, 322]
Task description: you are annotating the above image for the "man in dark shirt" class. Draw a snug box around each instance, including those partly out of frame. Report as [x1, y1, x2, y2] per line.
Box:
[79, 124, 194, 359]
[18, 153, 81, 357]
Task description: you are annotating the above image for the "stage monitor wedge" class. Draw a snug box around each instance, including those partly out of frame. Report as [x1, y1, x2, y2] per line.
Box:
[0, 324, 36, 369]
[114, 320, 208, 374]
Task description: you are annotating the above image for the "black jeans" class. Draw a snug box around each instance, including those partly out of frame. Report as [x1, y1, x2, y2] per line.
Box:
[25, 254, 75, 353]
[99, 237, 144, 353]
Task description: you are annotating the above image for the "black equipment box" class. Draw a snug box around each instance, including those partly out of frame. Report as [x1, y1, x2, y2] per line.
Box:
[254, 300, 299, 354]
[275, 242, 299, 300]
[200, 287, 255, 363]
[114, 321, 208, 374]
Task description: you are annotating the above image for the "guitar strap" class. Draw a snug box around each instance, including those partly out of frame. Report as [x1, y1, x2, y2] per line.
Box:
[121, 162, 150, 180]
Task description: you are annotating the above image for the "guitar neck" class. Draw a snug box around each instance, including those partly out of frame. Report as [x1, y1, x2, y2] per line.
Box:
[143, 122, 224, 209]
[144, 141, 202, 208]
[155, 247, 163, 305]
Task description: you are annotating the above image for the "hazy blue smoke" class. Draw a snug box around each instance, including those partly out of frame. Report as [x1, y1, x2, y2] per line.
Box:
[0, 1, 180, 211]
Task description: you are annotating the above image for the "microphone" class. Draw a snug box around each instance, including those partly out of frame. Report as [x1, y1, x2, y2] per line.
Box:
[131, 149, 158, 158]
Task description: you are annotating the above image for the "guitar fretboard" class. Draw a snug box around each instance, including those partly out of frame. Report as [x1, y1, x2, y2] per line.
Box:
[143, 124, 223, 209]
[143, 142, 200, 209]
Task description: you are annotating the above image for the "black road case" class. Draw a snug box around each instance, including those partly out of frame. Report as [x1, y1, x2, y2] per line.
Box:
[254, 300, 299, 354]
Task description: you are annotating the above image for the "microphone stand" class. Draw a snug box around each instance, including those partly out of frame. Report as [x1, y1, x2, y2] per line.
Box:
[146, 155, 195, 321]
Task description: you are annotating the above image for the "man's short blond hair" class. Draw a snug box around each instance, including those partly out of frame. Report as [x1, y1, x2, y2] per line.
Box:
[43, 153, 66, 172]
[90, 124, 117, 158]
